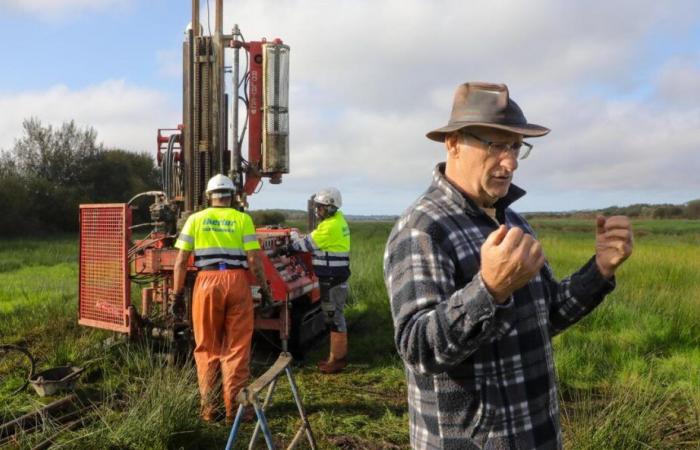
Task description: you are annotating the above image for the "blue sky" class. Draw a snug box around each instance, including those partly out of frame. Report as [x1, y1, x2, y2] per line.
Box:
[1, 0, 699, 215]
[1, 2, 181, 90]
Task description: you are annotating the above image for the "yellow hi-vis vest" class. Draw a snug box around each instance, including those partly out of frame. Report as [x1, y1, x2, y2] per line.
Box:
[291, 210, 350, 279]
[174, 207, 260, 269]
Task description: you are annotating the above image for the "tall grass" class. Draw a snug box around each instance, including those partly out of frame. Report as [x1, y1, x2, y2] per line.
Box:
[540, 219, 700, 449]
[0, 221, 698, 449]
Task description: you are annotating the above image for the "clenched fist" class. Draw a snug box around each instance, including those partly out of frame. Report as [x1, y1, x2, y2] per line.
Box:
[481, 225, 545, 304]
[595, 215, 633, 279]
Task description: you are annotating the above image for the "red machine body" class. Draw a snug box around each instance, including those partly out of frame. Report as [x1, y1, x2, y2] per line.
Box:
[79, 204, 322, 352]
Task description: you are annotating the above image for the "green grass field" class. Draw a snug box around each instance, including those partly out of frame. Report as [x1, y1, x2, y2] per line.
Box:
[0, 220, 698, 449]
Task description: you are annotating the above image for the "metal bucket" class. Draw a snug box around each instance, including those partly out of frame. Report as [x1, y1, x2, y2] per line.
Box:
[29, 366, 84, 397]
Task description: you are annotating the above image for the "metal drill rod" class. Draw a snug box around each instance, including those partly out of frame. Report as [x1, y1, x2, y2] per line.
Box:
[231, 24, 241, 192]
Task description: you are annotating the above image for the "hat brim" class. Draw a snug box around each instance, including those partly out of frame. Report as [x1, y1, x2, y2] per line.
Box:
[426, 122, 550, 142]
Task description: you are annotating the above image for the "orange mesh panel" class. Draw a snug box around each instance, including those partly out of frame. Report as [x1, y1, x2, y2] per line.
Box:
[78, 204, 131, 333]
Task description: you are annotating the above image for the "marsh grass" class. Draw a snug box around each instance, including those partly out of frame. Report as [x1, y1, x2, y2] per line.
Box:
[540, 219, 700, 449]
[0, 221, 698, 448]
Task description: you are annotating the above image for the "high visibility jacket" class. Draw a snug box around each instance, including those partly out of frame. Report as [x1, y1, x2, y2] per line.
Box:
[175, 207, 260, 269]
[291, 211, 350, 280]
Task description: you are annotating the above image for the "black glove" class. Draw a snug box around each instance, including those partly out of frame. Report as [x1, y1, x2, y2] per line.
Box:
[259, 289, 274, 310]
[271, 244, 290, 258]
[170, 292, 186, 320]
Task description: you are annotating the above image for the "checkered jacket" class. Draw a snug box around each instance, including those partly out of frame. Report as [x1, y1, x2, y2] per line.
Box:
[384, 163, 615, 450]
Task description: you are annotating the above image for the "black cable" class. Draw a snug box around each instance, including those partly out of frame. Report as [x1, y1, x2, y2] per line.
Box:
[254, 179, 264, 194]
[238, 95, 249, 149]
[237, 33, 248, 90]
[166, 134, 178, 198]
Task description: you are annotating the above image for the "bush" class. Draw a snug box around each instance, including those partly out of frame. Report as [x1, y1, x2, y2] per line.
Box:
[0, 174, 37, 234]
[251, 210, 286, 226]
[686, 199, 700, 219]
[0, 118, 159, 234]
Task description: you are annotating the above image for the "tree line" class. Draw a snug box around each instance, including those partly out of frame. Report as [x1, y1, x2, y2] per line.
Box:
[600, 202, 700, 219]
[526, 201, 700, 220]
[1, 119, 697, 236]
[0, 119, 159, 235]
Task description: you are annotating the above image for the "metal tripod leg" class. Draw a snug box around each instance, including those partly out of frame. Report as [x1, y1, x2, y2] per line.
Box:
[224, 352, 317, 450]
[248, 378, 278, 449]
[225, 404, 245, 450]
[252, 396, 275, 449]
[285, 366, 317, 449]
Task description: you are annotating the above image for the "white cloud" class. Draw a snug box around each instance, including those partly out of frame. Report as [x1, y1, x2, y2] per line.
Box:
[219, 0, 699, 106]
[215, 0, 700, 212]
[0, 80, 178, 153]
[3, 0, 700, 213]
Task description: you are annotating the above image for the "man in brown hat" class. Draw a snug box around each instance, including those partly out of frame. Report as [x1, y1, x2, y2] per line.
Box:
[384, 82, 633, 449]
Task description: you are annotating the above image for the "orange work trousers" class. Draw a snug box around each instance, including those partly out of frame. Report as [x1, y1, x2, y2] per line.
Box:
[191, 269, 254, 421]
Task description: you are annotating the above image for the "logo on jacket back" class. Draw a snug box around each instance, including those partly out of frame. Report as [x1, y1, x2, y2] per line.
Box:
[202, 218, 236, 233]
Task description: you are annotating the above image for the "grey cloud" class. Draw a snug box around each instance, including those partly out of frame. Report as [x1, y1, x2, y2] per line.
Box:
[223, 0, 699, 109]
[653, 55, 700, 108]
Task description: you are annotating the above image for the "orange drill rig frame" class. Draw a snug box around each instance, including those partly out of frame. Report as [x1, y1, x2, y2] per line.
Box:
[77, 0, 324, 360]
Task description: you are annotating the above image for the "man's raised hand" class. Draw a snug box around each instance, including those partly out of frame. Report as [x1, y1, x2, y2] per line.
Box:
[595, 215, 633, 279]
[480, 225, 546, 304]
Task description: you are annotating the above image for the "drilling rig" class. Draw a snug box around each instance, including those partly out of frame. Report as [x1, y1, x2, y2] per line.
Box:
[77, 0, 324, 359]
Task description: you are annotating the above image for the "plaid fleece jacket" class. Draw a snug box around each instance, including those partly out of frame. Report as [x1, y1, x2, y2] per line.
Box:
[384, 163, 615, 450]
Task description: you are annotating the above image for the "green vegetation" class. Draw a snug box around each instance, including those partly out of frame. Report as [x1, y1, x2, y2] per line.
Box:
[0, 220, 699, 449]
[0, 119, 159, 235]
[525, 199, 700, 220]
[249, 210, 288, 227]
[538, 219, 700, 449]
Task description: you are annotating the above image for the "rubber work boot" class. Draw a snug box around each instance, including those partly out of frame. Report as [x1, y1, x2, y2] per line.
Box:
[318, 332, 347, 374]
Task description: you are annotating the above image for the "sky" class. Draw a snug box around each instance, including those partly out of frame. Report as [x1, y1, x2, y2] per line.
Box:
[1, 0, 699, 215]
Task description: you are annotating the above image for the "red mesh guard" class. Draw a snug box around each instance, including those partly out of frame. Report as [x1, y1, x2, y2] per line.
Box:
[79, 204, 131, 333]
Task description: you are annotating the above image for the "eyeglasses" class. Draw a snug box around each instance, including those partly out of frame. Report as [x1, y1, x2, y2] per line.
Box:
[462, 132, 533, 160]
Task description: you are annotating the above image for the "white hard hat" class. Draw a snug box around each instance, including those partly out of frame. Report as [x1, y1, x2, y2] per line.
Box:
[206, 174, 235, 196]
[314, 187, 342, 208]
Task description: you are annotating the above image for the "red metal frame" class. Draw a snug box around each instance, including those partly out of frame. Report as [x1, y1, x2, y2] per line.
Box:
[251, 228, 320, 302]
[249, 228, 320, 340]
[78, 204, 131, 333]
[244, 40, 264, 195]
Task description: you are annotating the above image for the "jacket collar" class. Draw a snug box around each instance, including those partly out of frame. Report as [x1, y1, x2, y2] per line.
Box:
[431, 162, 525, 216]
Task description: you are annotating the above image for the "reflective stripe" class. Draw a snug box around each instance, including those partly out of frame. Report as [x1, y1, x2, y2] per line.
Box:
[194, 247, 246, 257]
[194, 254, 246, 261]
[178, 233, 194, 244]
[243, 234, 258, 243]
[313, 259, 350, 267]
[313, 250, 349, 258]
[194, 257, 248, 268]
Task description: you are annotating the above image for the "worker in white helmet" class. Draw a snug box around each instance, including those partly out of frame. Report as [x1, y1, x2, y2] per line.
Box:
[287, 187, 351, 373]
[172, 174, 272, 422]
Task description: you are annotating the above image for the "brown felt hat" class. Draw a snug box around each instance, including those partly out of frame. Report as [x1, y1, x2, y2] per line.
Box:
[426, 82, 550, 142]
